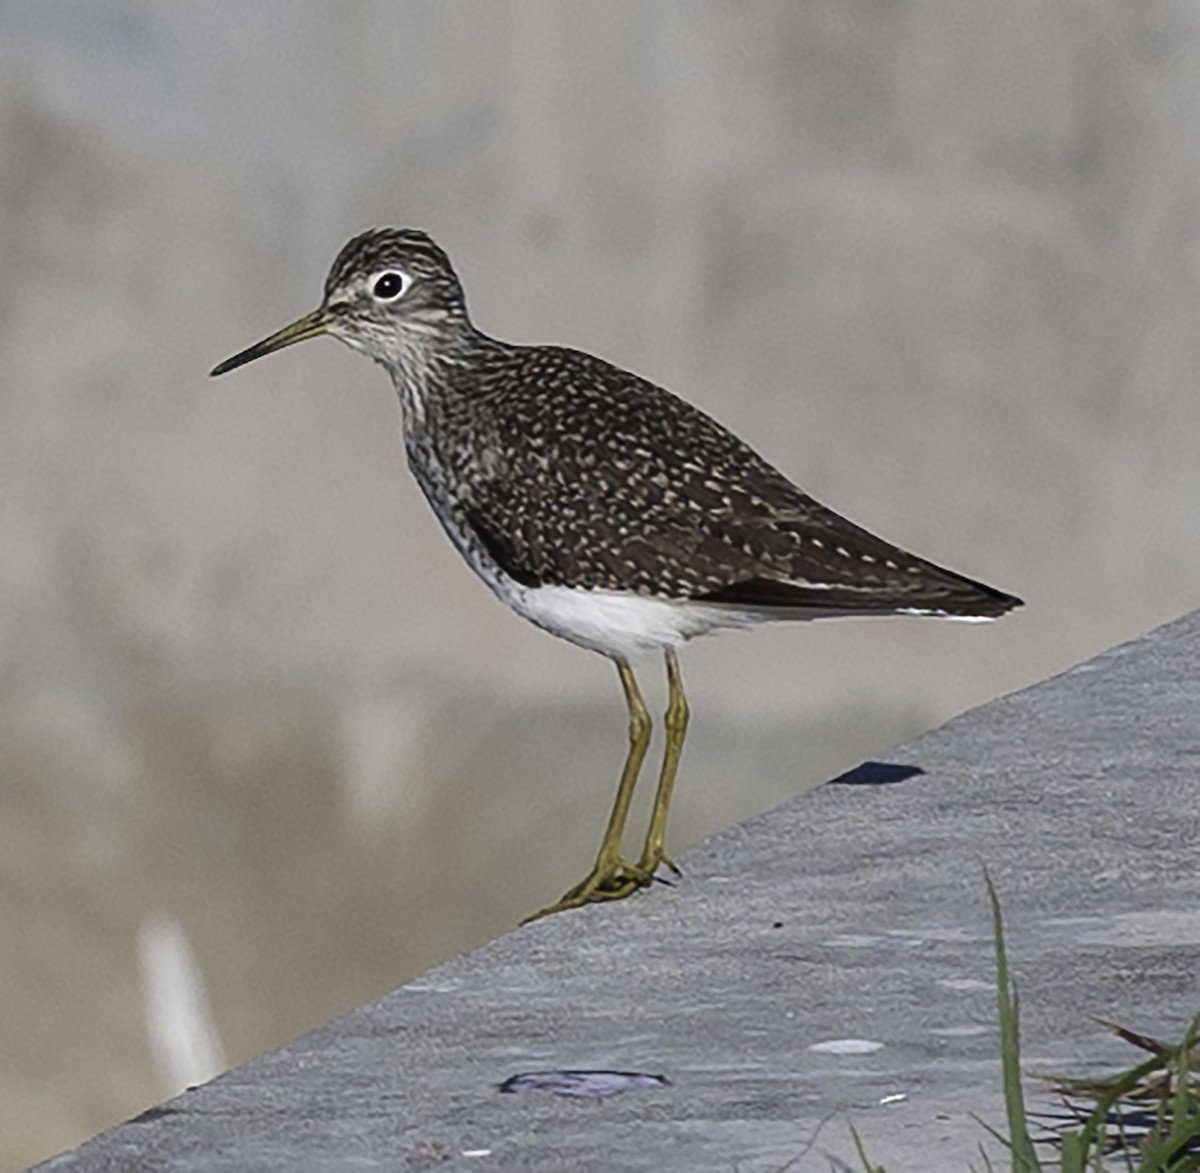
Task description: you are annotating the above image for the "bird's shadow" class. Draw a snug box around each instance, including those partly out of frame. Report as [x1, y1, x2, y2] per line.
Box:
[826, 760, 924, 787]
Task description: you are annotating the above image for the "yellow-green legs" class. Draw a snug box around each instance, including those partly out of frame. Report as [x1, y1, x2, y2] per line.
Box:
[637, 649, 689, 878]
[526, 659, 653, 921]
[526, 650, 691, 921]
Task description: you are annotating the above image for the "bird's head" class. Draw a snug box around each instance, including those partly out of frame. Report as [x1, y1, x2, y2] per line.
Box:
[211, 227, 469, 377]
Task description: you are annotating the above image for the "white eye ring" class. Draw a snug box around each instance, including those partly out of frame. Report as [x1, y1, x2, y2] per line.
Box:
[370, 269, 412, 302]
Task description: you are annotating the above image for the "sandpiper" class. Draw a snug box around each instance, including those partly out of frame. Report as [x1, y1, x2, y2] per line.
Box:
[212, 228, 1021, 919]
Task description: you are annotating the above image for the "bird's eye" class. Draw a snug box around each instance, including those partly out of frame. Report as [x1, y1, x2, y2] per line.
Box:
[371, 270, 411, 302]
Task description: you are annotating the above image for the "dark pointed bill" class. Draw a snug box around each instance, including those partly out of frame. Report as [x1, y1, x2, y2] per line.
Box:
[210, 308, 331, 377]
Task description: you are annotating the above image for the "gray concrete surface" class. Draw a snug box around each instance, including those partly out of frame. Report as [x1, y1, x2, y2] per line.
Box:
[35, 609, 1200, 1171]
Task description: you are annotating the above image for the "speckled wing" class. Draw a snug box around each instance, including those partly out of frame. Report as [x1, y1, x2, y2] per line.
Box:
[461, 347, 1021, 620]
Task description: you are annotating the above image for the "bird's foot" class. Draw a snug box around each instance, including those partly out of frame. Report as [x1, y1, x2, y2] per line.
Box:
[522, 857, 653, 923]
[636, 842, 682, 879]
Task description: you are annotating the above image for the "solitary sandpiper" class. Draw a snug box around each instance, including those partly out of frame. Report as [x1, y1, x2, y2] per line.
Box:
[212, 227, 1021, 919]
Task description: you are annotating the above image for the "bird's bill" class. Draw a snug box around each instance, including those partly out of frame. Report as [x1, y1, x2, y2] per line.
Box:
[210, 308, 331, 377]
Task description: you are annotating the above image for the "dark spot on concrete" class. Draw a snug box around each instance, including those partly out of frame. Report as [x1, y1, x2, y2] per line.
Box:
[130, 1104, 181, 1125]
[499, 1070, 670, 1098]
[828, 761, 924, 787]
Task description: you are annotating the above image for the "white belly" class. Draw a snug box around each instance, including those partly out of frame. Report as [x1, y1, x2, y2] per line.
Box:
[504, 580, 764, 661]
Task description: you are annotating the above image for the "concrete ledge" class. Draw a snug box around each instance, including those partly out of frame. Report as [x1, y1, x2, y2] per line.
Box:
[37, 611, 1200, 1171]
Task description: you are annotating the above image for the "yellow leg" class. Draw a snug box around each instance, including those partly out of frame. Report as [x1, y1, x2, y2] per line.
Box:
[636, 649, 689, 878]
[524, 659, 654, 921]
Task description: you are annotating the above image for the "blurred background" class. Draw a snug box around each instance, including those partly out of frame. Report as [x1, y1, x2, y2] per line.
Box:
[3, 1, 1200, 1166]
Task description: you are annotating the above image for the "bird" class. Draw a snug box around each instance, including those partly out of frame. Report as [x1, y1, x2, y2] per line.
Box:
[211, 227, 1022, 920]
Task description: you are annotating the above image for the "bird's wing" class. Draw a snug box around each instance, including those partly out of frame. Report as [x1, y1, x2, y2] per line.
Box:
[462, 347, 1020, 618]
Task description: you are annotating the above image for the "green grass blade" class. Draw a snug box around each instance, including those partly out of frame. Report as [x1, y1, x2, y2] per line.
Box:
[848, 1122, 886, 1172]
[1069, 1049, 1170, 1159]
[1057, 1128, 1087, 1171]
[1133, 1010, 1200, 1170]
[985, 870, 1041, 1171]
